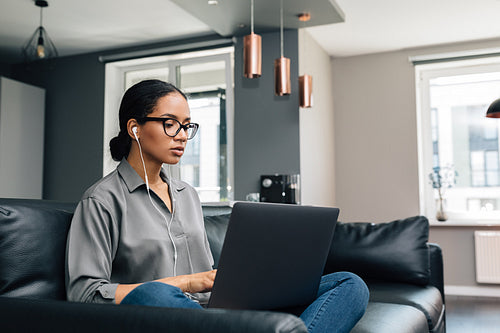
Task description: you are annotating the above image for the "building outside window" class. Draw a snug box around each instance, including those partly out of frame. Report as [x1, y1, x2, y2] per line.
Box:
[417, 58, 500, 220]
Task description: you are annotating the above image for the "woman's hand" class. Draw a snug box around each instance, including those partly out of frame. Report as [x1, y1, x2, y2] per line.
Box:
[184, 269, 217, 294]
[159, 269, 217, 294]
[115, 270, 217, 304]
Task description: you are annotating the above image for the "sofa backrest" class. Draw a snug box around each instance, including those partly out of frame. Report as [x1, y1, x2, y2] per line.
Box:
[203, 213, 231, 268]
[0, 198, 231, 300]
[1, 199, 432, 301]
[324, 216, 431, 286]
[0, 198, 76, 300]
[202, 211, 432, 286]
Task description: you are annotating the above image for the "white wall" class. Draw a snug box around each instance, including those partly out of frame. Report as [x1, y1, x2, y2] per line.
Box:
[298, 29, 336, 207]
[0, 77, 45, 199]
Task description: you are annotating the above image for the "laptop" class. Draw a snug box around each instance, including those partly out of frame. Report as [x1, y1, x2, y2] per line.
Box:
[207, 201, 339, 310]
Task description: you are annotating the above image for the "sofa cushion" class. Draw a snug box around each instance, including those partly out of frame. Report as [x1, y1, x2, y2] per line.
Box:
[0, 199, 74, 300]
[367, 282, 444, 331]
[202, 204, 232, 217]
[324, 216, 430, 285]
[351, 302, 429, 333]
[204, 213, 231, 268]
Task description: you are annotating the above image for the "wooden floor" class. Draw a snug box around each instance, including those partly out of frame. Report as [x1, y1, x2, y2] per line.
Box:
[446, 296, 500, 333]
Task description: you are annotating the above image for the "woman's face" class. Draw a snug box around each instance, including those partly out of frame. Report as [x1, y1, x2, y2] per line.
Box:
[139, 92, 191, 165]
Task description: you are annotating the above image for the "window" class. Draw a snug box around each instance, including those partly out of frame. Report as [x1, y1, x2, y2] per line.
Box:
[181, 90, 229, 202]
[103, 48, 234, 202]
[417, 58, 500, 220]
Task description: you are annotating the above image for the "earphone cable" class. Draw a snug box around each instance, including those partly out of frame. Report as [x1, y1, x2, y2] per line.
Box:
[136, 136, 178, 277]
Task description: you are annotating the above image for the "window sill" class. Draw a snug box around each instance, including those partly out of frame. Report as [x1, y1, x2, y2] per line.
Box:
[201, 201, 235, 207]
[429, 218, 500, 227]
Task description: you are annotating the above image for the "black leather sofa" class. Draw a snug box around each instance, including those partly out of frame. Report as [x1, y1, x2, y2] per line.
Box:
[0, 198, 445, 332]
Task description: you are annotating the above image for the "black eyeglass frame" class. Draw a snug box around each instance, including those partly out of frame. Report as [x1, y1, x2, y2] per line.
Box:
[137, 117, 199, 140]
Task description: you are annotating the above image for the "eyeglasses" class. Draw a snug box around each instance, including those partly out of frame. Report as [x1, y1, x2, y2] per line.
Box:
[138, 117, 199, 140]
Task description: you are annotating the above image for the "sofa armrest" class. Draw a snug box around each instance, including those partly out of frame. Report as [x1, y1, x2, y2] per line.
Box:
[428, 243, 445, 303]
[0, 296, 307, 333]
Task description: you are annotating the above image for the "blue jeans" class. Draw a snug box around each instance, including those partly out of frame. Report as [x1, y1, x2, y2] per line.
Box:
[121, 282, 203, 309]
[299, 272, 369, 333]
[122, 272, 369, 333]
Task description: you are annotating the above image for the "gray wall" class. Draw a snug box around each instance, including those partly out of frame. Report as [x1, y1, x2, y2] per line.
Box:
[332, 37, 500, 292]
[332, 50, 420, 223]
[0, 63, 11, 77]
[234, 30, 300, 200]
[6, 32, 301, 202]
[429, 225, 500, 293]
[11, 53, 105, 201]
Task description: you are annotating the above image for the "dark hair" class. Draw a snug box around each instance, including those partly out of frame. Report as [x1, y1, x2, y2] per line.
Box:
[109, 79, 187, 161]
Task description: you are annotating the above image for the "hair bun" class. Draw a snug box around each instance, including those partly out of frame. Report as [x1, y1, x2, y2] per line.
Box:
[109, 132, 131, 161]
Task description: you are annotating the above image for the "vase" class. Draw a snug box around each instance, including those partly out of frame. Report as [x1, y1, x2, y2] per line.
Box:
[436, 197, 448, 222]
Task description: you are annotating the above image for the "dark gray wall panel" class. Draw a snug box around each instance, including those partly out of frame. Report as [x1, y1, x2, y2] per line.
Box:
[11, 53, 105, 201]
[8, 32, 301, 202]
[234, 30, 300, 200]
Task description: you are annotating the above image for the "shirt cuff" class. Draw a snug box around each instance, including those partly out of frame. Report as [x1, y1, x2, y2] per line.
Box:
[96, 283, 118, 301]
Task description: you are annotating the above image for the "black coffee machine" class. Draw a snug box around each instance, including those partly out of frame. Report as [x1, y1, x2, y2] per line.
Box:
[259, 174, 300, 204]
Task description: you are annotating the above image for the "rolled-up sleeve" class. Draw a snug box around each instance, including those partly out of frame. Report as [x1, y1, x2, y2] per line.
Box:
[65, 197, 119, 303]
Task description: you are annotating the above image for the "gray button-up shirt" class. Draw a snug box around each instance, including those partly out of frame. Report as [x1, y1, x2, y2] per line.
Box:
[65, 159, 214, 304]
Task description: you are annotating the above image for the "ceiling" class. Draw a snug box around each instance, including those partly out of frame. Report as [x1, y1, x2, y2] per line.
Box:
[2, 0, 500, 65]
[170, 0, 344, 37]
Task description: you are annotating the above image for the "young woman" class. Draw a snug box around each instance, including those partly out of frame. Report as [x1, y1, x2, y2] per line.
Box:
[66, 79, 369, 332]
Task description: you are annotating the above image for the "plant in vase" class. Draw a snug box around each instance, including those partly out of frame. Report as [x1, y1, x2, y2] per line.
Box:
[429, 165, 457, 221]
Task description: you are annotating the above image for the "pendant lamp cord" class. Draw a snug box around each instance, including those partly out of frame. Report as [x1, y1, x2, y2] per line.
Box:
[39, 6, 43, 28]
[251, 0, 254, 34]
[302, 18, 306, 73]
[280, 0, 284, 57]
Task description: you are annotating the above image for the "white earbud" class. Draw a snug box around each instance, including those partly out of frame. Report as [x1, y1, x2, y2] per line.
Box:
[132, 127, 138, 141]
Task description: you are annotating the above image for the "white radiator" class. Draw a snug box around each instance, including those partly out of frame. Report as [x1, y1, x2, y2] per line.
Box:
[475, 231, 500, 284]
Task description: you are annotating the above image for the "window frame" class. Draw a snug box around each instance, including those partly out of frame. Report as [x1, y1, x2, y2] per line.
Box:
[416, 57, 500, 221]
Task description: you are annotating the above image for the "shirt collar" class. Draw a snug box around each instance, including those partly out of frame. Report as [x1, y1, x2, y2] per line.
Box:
[117, 158, 186, 193]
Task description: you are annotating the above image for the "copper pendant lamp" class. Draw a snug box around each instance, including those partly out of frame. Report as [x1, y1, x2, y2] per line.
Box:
[299, 74, 312, 108]
[274, 0, 291, 96]
[243, 0, 261, 78]
[298, 13, 313, 108]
